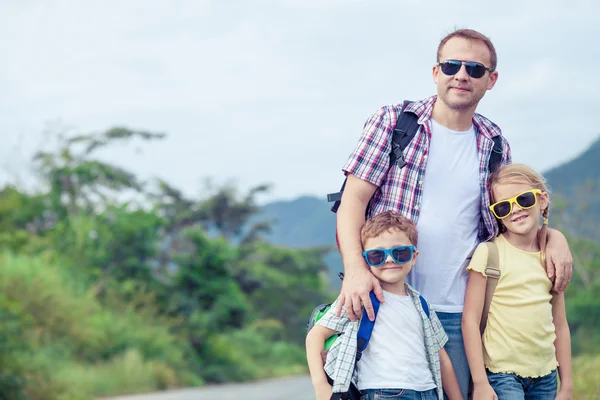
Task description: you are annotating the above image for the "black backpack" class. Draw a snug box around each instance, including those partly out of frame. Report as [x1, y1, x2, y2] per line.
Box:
[326, 100, 504, 213]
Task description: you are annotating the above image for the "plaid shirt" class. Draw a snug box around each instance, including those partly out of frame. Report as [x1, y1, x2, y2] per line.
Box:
[342, 95, 511, 242]
[317, 284, 448, 399]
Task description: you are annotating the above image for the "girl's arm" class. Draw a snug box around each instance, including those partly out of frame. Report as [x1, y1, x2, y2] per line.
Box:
[439, 348, 462, 400]
[462, 270, 497, 399]
[552, 292, 573, 399]
[306, 324, 336, 400]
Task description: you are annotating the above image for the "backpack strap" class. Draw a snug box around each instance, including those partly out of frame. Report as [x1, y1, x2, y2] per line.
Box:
[419, 295, 430, 318]
[355, 291, 381, 361]
[480, 241, 500, 335]
[327, 101, 420, 213]
[488, 136, 503, 173]
[390, 100, 420, 169]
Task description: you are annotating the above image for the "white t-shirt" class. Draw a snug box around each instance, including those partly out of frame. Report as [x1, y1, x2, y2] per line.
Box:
[356, 291, 435, 391]
[406, 119, 480, 313]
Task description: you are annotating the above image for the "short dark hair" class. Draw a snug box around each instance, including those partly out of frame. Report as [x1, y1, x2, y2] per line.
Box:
[437, 28, 498, 71]
[360, 211, 418, 247]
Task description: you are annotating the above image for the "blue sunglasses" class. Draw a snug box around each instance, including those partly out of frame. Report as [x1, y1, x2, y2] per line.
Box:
[362, 245, 416, 267]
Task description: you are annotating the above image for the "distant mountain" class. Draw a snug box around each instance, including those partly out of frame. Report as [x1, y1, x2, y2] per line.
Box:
[260, 196, 336, 248]
[258, 136, 600, 288]
[544, 136, 600, 192]
[545, 135, 600, 239]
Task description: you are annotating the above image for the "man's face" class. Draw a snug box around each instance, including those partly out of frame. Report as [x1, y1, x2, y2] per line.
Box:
[433, 37, 498, 112]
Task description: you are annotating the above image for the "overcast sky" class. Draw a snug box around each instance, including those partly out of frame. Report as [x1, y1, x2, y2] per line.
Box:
[1, 0, 598, 204]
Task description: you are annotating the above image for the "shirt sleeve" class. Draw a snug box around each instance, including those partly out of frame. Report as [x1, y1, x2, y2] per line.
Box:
[427, 306, 448, 351]
[316, 298, 352, 333]
[466, 242, 490, 277]
[341, 106, 395, 187]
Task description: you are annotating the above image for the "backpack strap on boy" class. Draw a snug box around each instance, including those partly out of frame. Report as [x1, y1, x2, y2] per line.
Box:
[419, 295, 430, 318]
[480, 241, 500, 335]
[327, 101, 420, 213]
[355, 291, 381, 362]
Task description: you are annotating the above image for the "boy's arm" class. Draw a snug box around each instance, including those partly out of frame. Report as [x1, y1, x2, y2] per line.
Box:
[305, 324, 336, 400]
[439, 348, 462, 400]
[552, 292, 573, 399]
[462, 270, 497, 399]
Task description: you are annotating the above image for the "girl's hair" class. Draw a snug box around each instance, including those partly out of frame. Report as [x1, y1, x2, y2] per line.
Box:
[488, 163, 551, 265]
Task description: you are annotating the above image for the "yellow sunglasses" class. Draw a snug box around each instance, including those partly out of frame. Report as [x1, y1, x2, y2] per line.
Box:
[489, 189, 543, 219]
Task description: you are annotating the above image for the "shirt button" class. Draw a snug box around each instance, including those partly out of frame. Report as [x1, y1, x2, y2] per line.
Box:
[419, 180, 423, 185]
[415, 205, 420, 211]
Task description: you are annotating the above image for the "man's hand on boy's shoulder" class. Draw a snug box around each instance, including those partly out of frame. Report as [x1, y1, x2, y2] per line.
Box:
[335, 264, 383, 322]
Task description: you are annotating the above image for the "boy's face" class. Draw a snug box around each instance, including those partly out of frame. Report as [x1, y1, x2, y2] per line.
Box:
[363, 229, 418, 287]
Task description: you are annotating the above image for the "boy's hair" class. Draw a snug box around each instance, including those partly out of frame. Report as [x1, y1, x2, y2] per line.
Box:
[360, 211, 418, 247]
[488, 163, 551, 265]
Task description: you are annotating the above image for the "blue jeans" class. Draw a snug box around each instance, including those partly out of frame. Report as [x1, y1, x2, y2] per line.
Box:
[360, 388, 438, 399]
[436, 312, 470, 400]
[487, 369, 557, 399]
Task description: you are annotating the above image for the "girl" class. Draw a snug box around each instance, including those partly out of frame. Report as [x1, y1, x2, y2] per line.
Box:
[462, 163, 572, 400]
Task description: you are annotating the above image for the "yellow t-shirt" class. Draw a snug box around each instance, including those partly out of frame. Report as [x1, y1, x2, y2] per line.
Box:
[467, 234, 558, 378]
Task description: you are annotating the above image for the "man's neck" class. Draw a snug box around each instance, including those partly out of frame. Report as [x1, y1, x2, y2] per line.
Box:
[380, 280, 408, 296]
[431, 98, 476, 131]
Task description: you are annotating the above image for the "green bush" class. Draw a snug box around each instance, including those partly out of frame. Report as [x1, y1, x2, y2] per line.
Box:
[202, 327, 307, 383]
[0, 251, 193, 399]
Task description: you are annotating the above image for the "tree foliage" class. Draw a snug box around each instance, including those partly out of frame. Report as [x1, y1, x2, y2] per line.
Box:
[0, 128, 331, 398]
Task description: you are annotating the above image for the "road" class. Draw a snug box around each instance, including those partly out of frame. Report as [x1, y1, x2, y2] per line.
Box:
[101, 375, 316, 400]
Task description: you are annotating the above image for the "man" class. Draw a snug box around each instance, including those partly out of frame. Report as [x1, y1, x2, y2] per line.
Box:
[334, 28, 573, 399]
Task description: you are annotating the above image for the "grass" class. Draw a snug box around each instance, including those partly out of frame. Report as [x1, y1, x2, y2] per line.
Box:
[573, 354, 600, 399]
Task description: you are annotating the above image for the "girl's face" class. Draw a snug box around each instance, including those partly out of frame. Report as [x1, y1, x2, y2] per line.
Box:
[492, 182, 549, 236]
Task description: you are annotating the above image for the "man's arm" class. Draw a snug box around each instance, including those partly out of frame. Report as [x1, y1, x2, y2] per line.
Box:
[335, 174, 383, 322]
[545, 228, 573, 293]
[336, 106, 394, 321]
[552, 292, 573, 399]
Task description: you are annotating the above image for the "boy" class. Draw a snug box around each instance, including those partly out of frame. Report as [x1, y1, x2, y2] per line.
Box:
[306, 211, 462, 400]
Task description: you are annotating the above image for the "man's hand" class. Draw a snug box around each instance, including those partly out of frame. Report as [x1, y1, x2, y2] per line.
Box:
[545, 229, 573, 293]
[314, 381, 333, 400]
[335, 261, 384, 321]
[472, 382, 498, 400]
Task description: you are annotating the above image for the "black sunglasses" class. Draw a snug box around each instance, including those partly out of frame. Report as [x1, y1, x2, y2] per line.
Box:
[362, 246, 416, 267]
[437, 59, 494, 79]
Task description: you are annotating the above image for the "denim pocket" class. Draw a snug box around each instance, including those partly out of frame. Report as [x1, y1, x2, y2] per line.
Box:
[374, 389, 405, 399]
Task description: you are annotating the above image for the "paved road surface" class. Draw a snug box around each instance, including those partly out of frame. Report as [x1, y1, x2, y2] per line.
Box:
[101, 375, 316, 400]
